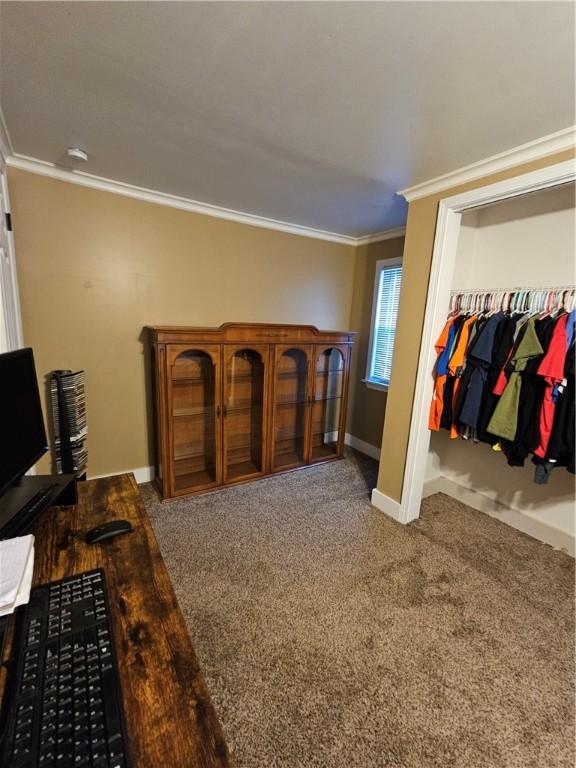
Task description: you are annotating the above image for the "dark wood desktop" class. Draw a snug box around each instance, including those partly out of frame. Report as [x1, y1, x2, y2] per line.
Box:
[0, 474, 232, 767]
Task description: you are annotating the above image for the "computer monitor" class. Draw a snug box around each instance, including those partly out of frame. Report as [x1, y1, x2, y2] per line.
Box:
[0, 348, 48, 497]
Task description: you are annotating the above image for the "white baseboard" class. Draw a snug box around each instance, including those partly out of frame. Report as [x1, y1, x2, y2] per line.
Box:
[86, 437, 379, 488]
[370, 487, 403, 522]
[88, 466, 154, 484]
[423, 475, 575, 557]
[345, 433, 381, 461]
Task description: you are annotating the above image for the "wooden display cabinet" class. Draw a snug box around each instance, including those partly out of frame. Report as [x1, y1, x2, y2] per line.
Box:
[148, 324, 355, 499]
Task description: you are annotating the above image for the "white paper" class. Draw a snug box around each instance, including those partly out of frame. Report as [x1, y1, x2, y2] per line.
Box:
[0, 545, 34, 616]
[0, 535, 35, 612]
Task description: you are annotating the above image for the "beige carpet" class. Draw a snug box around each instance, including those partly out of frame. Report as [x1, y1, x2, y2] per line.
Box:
[142, 450, 575, 768]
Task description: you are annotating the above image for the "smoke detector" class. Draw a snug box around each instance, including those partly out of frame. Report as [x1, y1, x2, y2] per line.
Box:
[66, 147, 89, 162]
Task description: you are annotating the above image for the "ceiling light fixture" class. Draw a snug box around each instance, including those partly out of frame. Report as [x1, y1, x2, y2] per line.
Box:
[66, 147, 89, 162]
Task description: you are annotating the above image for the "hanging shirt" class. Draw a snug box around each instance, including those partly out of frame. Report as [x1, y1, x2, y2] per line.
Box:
[502, 316, 555, 467]
[565, 310, 576, 350]
[476, 315, 519, 445]
[428, 318, 456, 431]
[439, 316, 467, 431]
[545, 340, 575, 473]
[492, 315, 531, 396]
[487, 317, 543, 442]
[449, 315, 478, 376]
[447, 315, 478, 438]
[534, 313, 569, 458]
[457, 313, 504, 431]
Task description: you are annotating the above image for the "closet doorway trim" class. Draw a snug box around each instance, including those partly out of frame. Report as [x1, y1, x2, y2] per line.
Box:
[399, 158, 576, 524]
[0, 161, 23, 353]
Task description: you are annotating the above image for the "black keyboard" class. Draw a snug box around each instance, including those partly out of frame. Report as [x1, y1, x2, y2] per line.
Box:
[0, 570, 130, 768]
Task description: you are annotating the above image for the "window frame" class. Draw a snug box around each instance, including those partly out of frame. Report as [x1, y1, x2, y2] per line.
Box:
[363, 256, 403, 392]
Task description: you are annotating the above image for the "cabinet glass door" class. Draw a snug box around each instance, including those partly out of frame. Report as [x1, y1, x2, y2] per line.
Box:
[310, 346, 346, 461]
[271, 346, 311, 470]
[223, 346, 268, 482]
[169, 347, 221, 493]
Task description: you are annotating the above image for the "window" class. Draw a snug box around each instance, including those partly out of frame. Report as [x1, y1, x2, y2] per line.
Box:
[365, 257, 402, 390]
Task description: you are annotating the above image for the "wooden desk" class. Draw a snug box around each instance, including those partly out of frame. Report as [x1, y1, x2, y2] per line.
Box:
[1, 474, 232, 767]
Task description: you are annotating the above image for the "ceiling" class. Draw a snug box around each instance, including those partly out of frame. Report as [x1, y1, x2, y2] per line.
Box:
[0, 2, 574, 237]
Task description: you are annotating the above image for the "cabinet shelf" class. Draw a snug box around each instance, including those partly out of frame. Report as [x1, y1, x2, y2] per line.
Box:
[226, 440, 259, 452]
[173, 407, 215, 418]
[172, 376, 214, 385]
[226, 373, 264, 381]
[275, 427, 305, 440]
[276, 371, 308, 380]
[273, 450, 304, 468]
[173, 449, 214, 461]
[227, 460, 261, 479]
[174, 469, 216, 490]
[226, 401, 263, 413]
[311, 444, 338, 459]
[311, 426, 338, 436]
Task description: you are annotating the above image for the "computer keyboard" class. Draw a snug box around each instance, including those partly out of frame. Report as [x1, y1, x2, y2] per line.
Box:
[0, 569, 129, 768]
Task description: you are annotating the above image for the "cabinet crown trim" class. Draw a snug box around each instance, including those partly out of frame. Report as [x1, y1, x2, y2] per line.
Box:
[148, 323, 356, 345]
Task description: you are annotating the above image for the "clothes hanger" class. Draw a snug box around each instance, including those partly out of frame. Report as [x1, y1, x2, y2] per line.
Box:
[540, 289, 555, 318]
[523, 290, 530, 313]
[529, 290, 543, 318]
[532, 290, 543, 315]
[551, 289, 566, 318]
[510, 291, 519, 314]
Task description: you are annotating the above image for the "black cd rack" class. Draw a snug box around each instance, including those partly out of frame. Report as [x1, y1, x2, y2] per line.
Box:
[50, 370, 88, 476]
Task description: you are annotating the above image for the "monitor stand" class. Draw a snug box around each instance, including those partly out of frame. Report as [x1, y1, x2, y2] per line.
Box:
[0, 473, 78, 539]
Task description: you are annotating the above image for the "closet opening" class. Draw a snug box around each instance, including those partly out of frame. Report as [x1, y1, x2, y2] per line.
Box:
[400, 159, 575, 554]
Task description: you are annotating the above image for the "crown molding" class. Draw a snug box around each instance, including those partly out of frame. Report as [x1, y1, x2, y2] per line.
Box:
[6, 153, 408, 246]
[0, 106, 14, 163]
[7, 154, 361, 245]
[11, 152, 394, 246]
[354, 226, 405, 246]
[399, 126, 576, 202]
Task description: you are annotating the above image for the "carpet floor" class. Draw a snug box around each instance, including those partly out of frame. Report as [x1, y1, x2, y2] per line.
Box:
[142, 450, 575, 768]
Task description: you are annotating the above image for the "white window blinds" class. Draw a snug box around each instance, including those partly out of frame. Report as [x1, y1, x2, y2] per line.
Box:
[369, 264, 402, 386]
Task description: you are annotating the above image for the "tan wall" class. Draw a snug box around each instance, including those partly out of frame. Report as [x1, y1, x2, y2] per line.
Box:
[377, 149, 576, 502]
[346, 237, 404, 448]
[8, 168, 356, 477]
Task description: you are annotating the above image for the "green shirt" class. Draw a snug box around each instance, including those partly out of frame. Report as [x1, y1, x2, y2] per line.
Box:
[487, 318, 543, 442]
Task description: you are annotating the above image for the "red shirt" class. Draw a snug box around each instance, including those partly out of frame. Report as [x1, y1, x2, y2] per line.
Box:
[534, 314, 569, 459]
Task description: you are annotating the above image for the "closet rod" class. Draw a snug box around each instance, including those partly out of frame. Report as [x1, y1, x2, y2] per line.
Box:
[450, 285, 576, 294]
[449, 285, 576, 314]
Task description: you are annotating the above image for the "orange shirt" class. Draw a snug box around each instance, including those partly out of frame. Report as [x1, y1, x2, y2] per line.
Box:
[428, 318, 454, 431]
[449, 316, 477, 376]
[448, 315, 477, 438]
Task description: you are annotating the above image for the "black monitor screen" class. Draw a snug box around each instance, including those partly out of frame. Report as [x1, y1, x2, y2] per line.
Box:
[0, 348, 48, 496]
